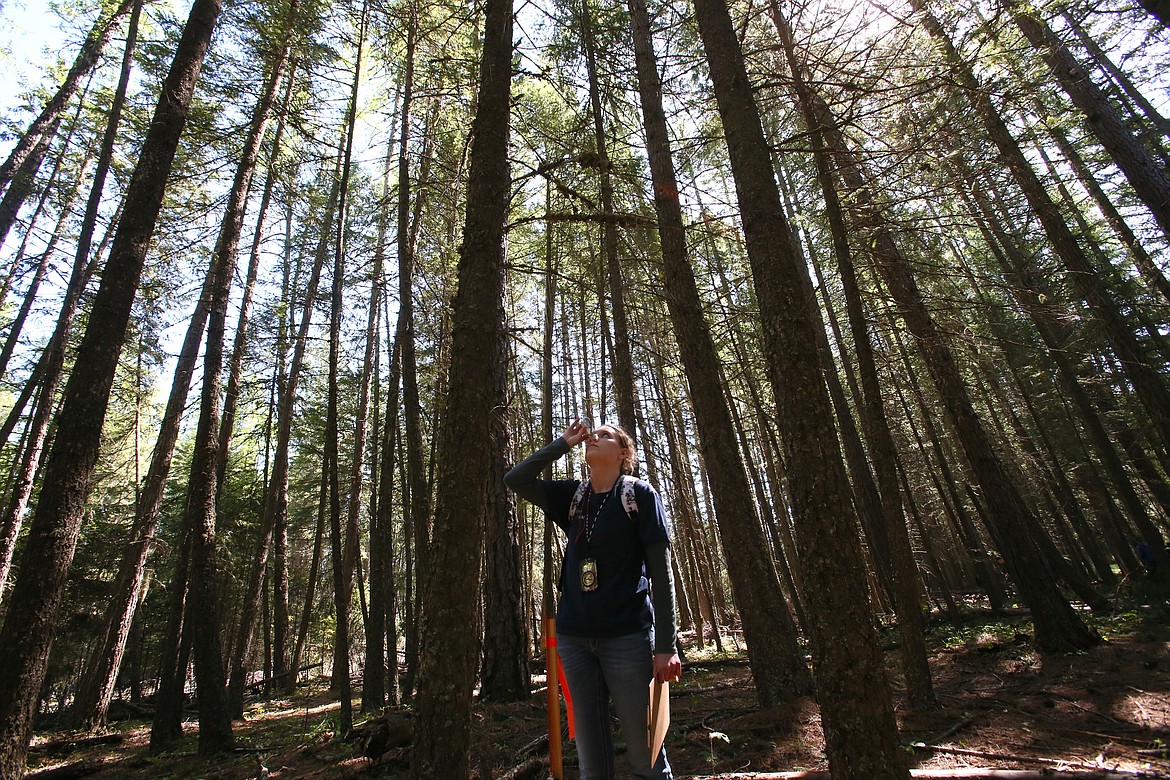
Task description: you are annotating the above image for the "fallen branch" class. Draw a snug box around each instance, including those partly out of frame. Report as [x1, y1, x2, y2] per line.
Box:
[515, 733, 549, 760]
[914, 743, 1133, 773]
[496, 756, 548, 780]
[921, 712, 979, 744]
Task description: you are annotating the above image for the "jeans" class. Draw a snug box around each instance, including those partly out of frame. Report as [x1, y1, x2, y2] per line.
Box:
[558, 631, 673, 780]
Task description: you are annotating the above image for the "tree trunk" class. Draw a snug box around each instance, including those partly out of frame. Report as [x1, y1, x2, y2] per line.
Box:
[770, 3, 940, 710]
[290, 454, 330, 691]
[0, 112, 65, 252]
[0, 155, 95, 603]
[480, 314, 530, 701]
[226, 156, 338, 715]
[409, 0, 511, 770]
[324, 1, 368, 737]
[361, 101, 398, 715]
[1035, 112, 1170, 309]
[270, 194, 295, 694]
[0, 0, 223, 770]
[628, 0, 811, 705]
[75, 0, 298, 731]
[150, 530, 193, 750]
[956, 160, 1169, 576]
[217, 52, 301, 498]
[690, 0, 907, 774]
[579, 0, 637, 433]
[182, 214, 236, 756]
[0, 149, 90, 380]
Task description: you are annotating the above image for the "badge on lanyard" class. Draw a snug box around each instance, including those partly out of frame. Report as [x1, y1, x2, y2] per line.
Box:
[580, 558, 598, 592]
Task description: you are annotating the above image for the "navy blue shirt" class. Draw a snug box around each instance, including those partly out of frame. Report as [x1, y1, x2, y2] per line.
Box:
[504, 438, 675, 649]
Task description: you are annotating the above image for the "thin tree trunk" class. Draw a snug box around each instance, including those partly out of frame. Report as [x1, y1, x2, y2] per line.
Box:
[217, 53, 300, 496]
[958, 170, 1168, 572]
[324, 2, 368, 738]
[481, 306, 530, 701]
[579, 0, 636, 433]
[226, 156, 338, 715]
[914, 2, 1170, 462]
[1006, 0, 1170, 240]
[0, 112, 65, 252]
[399, 62, 435, 711]
[0, 190, 123, 455]
[361, 102, 398, 714]
[150, 528, 192, 749]
[0, 155, 95, 603]
[1036, 111, 1170, 308]
[290, 453, 329, 690]
[0, 0, 135, 196]
[74, 0, 297, 730]
[771, 4, 939, 708]
[272, 187, 296, 693]
[0, 151, 90, 379]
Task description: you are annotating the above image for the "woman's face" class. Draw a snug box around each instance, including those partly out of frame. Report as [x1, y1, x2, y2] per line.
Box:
[585, 425, 627, 470]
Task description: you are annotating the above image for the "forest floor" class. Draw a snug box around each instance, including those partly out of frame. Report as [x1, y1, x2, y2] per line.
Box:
[24, 589, 1170, 780]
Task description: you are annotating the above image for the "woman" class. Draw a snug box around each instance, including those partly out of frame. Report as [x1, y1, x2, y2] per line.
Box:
[505, 418, 682, 780]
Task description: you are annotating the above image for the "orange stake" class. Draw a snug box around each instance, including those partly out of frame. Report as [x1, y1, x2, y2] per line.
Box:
[545, 615, 563, 779]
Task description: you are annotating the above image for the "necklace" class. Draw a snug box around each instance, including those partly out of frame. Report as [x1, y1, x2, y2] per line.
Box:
[585, 485, 612, 543]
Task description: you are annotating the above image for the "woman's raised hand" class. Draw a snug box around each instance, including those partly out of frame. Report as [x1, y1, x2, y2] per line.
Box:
[563, 418, 590, 447]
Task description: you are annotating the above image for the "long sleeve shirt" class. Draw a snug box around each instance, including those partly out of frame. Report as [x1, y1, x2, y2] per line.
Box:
[504, 437, 678, 654]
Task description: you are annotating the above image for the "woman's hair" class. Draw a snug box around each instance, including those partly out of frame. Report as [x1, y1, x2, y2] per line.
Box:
[610, 425, 638, 475]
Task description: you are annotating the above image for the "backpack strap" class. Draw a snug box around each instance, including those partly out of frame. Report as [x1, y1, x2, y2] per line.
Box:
[618, 474, 639, 521]
[567, 480, 589, 534]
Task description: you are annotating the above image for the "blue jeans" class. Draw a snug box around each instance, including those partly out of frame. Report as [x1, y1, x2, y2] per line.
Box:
[558, 631, 673, 780]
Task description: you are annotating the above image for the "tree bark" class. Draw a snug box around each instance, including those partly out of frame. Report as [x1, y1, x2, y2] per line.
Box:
[690, 0, 907, 774]
[628, 0, 811, 706]
[409, 0, 511, 770]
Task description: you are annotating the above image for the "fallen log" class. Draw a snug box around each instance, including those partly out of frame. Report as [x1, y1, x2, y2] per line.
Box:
[684, 771, 1150, 779]
[24, 759, 105, 779]
[244, 662, 324, 692]
[28, 733, 125, 757]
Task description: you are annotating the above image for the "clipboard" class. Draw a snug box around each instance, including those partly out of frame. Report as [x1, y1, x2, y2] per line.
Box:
[647, 678, 670, 760]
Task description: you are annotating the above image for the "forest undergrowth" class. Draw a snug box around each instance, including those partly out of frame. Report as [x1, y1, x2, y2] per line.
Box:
[23, 588, 1170, 780]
